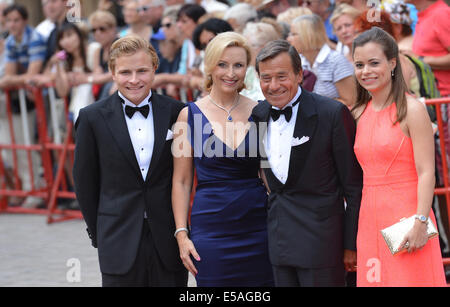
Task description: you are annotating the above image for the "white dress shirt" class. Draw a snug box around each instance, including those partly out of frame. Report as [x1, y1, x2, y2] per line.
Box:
[118, 91, 154, 181]
[265, 86, 302, 184]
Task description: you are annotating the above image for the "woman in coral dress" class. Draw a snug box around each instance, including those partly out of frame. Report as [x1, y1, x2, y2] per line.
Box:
[352, 27, 446, 286]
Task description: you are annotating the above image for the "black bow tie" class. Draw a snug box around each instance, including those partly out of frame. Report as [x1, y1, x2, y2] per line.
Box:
[270, 97, 300, 122]
[270, 107, 292, 122]
[125, 104, 150, 119]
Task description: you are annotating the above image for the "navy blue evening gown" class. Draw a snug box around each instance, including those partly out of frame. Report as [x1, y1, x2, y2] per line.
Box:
[186, 102, 274, 287]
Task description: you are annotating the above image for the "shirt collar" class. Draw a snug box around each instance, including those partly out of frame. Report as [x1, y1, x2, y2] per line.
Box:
[118, 90, 152, 108]
[12, 25, 32, 46]
[315, 44, 331, 65]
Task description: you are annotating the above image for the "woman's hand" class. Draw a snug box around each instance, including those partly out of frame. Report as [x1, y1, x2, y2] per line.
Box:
[176, 232, 200, 276]
[400, 220, 429, 253]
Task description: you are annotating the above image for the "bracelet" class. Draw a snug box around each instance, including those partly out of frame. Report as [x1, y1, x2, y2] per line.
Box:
[174, 227, 189, 238]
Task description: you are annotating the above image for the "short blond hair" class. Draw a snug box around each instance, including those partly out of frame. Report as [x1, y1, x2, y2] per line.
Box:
[203, 31, 252, 93]
[277, 7, 313, 25]
[291, 14, 328, 51]
[108, 35, 159, 73]
[330, 4, 360, 28]
[88, 10, 117, 29]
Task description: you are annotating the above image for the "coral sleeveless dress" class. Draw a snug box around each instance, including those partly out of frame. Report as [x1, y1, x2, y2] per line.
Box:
[354, 101, 446, 287]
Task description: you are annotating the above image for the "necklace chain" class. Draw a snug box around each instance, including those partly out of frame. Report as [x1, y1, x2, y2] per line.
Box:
[207, 94, 240, 122]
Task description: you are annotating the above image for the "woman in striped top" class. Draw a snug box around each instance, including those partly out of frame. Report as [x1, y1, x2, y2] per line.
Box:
[288, 14, 356, 108]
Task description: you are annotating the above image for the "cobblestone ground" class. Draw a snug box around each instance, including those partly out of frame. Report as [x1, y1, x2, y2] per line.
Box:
[0, 214, 196, 287]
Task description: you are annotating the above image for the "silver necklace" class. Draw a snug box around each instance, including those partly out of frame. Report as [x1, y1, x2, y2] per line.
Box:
[207, 94, 240, 122]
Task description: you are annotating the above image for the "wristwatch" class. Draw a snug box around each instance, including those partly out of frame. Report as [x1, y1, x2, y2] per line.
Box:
[415, 214, 428, 224]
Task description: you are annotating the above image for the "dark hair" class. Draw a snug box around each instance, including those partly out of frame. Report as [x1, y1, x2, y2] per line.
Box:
[400, 24, 412, 38]
[352, 27, 408, 123]
[192, 18, 233, 50]
[177, 4, 206, 23]
[3, 4, 28, 20]
[56, 23, 91, 73]
[255, 40, 302, 75]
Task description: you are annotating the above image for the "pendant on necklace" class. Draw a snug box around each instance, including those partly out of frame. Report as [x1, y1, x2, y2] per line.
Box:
[227, 115, 232, 121]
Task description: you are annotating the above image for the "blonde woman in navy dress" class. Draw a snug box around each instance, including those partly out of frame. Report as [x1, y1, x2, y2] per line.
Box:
[171, 32, 274, 287]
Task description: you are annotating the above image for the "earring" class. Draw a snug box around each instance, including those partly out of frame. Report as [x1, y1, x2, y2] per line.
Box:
[391, 70, 395, 77]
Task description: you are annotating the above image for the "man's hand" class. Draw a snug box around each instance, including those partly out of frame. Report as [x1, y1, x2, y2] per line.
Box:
[344, 249, 357, 272]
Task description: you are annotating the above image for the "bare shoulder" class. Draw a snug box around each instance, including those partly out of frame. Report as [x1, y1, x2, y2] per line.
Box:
[176, 105, 189, 123]
[404, 95, 433, 138]
[194, 95, 208, 109]
[351, 104, 366, 122]
[405, 95, 430, 122]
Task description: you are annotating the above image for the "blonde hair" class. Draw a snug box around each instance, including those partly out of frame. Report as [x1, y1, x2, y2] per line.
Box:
[88, 10, 117, 29]
[277, 7, 313, 25]
[330, 4, 360, 29]
[291, 14, 328, 51]
[203, 32, 252, 93]
[109, 35, 159, 73]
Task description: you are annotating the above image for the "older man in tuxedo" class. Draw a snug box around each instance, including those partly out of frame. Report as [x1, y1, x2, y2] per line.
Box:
[252, 40, 362, 286]
[73, 35, 187, 287]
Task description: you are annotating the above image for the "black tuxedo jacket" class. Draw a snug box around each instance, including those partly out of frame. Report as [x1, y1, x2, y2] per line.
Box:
[73, 92, 185, 275]
[251, 89, 363, 269]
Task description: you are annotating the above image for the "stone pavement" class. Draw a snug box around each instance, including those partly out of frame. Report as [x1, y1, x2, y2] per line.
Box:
[0, 213, 196, 287]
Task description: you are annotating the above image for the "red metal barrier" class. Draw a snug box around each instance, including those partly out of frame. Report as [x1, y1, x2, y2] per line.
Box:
[0, 86, 81, 223]
[425, 97, 450, 268]
[0, 87, 49, 214]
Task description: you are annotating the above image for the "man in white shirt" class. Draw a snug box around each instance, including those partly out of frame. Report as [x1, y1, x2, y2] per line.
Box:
[252, 40, 362, 286]
[73, 35, 187, 287]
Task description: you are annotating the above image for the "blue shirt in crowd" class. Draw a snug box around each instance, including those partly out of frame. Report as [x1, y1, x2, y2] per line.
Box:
[5, 25, 47, 74]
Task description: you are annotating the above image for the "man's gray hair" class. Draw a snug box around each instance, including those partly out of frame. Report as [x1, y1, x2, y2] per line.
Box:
[255, 40, 302, 75]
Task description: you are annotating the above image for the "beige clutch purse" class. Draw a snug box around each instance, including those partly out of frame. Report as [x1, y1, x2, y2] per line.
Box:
[380, 215, 438, 255]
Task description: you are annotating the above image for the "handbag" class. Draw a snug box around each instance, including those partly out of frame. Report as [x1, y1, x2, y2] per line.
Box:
[380, 215, 438, 255]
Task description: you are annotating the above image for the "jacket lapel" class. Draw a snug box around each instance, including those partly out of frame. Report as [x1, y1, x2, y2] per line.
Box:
[101, 92, 143, 181]
[145, 94, 170, 183]
[252, 100, 285, 190]
[285, 90, 318, 186]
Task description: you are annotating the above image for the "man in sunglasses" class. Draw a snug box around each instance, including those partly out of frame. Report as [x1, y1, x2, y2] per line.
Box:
[138, 0, 164, 34]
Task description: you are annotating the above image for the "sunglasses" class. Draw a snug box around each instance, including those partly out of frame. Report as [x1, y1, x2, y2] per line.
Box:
[90, 26, 109, 33]
[162, 23, 172, 28]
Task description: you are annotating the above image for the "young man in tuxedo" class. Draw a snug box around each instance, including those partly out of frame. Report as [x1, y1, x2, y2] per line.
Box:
[252, 40, 363, 286]
[73, 35, 187, 287]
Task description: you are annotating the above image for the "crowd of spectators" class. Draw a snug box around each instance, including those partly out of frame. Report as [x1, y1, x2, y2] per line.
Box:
[0, 0, 449, 256]
[0, 0, 448, 117]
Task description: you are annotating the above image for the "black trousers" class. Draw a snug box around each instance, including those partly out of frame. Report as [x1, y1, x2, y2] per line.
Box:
[102, 220, 188, 287]
[272, 264, 345, 287]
